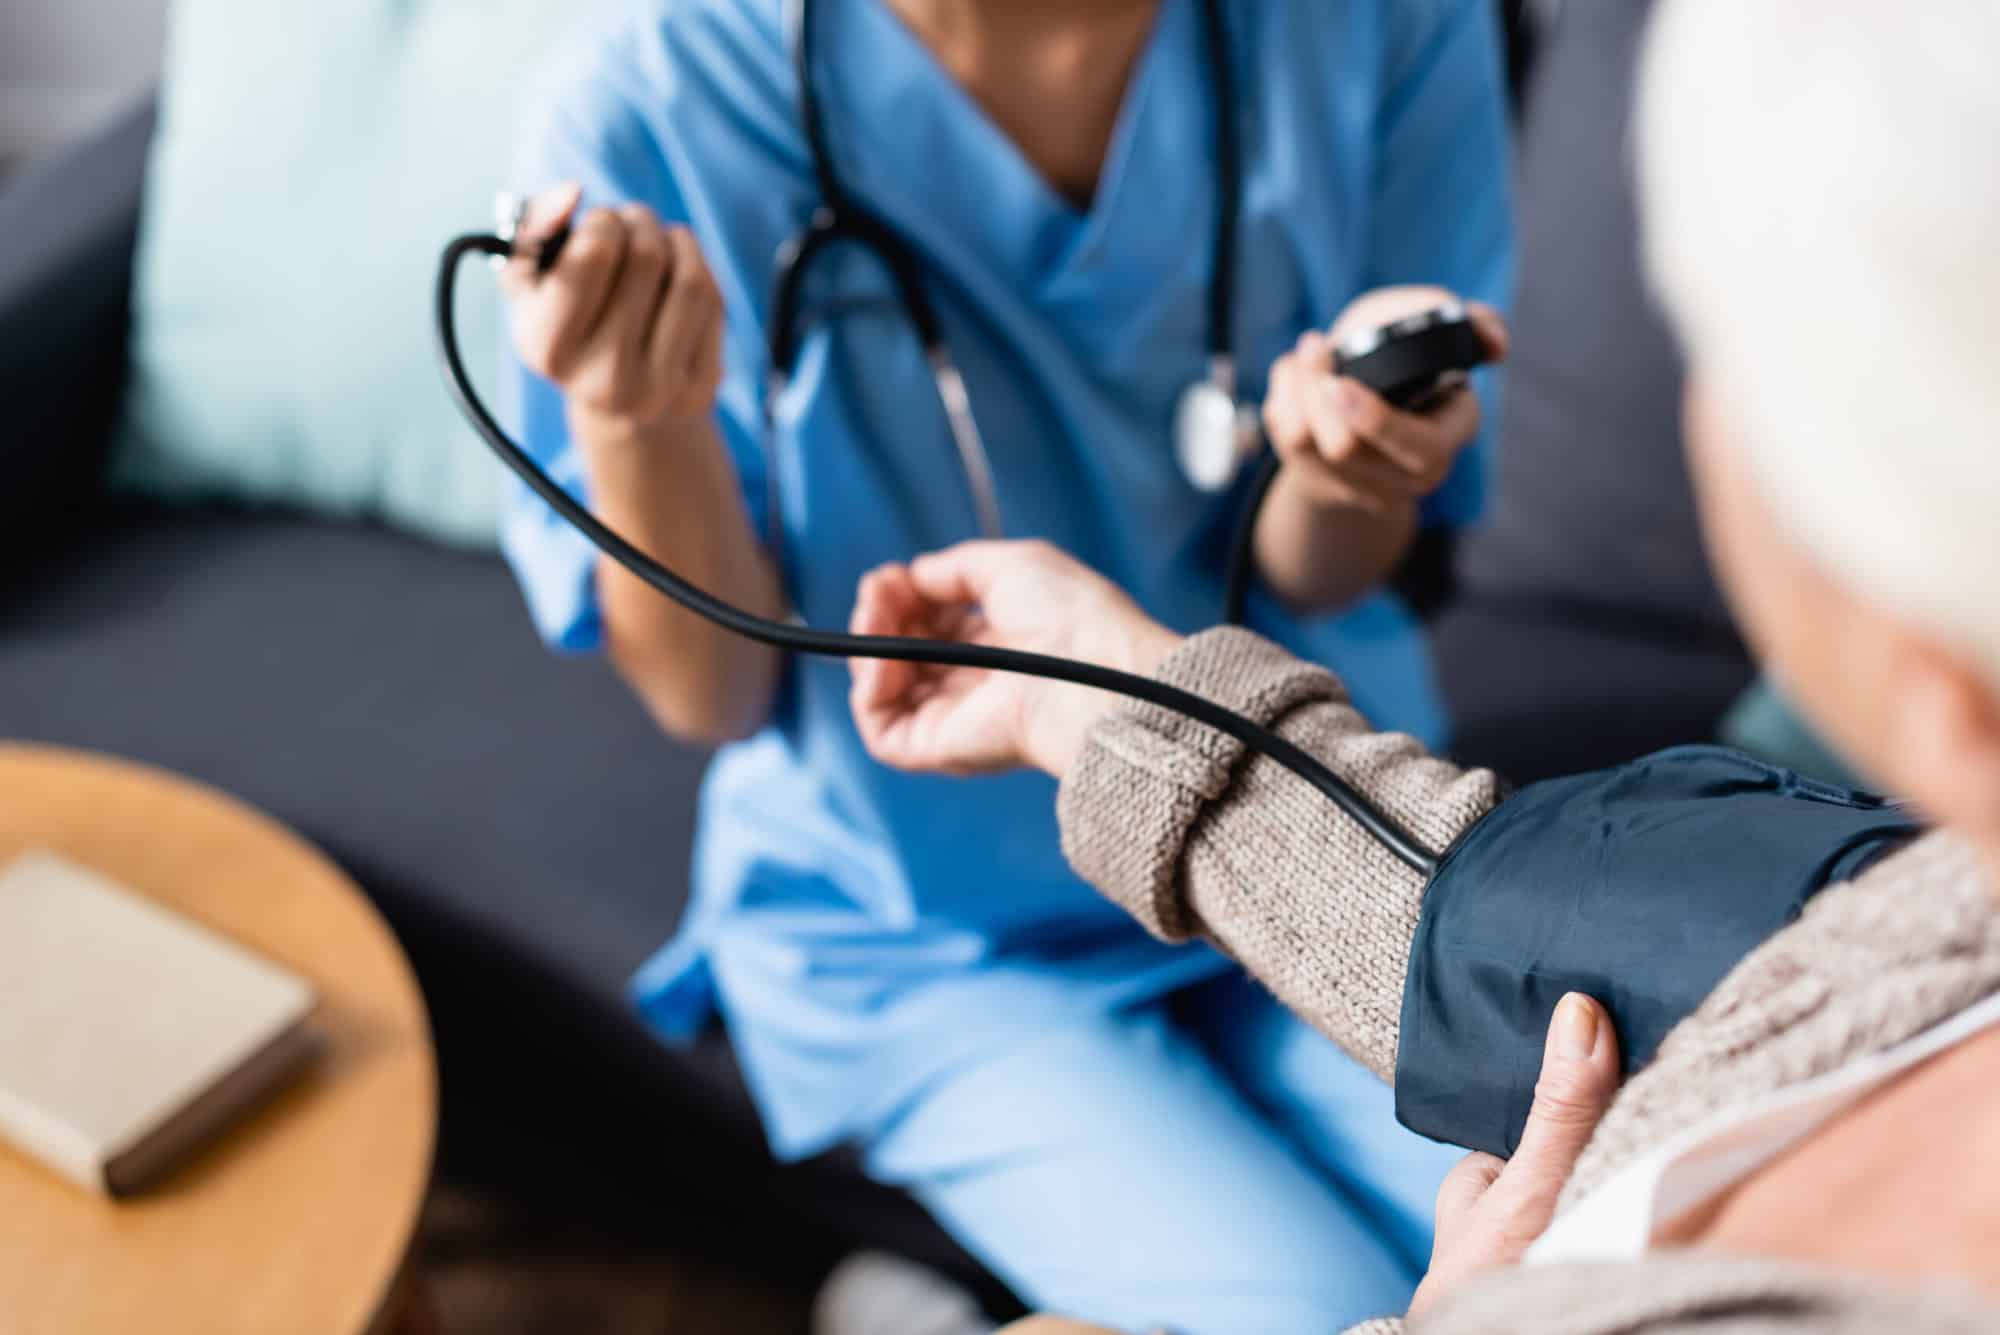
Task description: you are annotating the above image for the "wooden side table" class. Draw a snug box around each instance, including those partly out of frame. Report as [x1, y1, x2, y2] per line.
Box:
[0, 744, 437, 1335]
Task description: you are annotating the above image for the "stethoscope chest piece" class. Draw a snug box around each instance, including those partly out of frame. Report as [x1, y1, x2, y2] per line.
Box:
[1175, 375, 1261, 493]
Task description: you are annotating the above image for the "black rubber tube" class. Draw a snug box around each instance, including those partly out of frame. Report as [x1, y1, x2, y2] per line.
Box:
[438, 234, 1441, 876]
[1223, 449, 1282, 627]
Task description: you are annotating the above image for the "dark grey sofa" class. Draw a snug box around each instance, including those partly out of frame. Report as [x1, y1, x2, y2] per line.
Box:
[1432, 0, 1753, 782]
[0, 0, 1742, 1309]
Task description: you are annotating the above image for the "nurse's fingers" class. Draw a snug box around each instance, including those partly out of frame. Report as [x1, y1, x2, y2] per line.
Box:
[849, 624, 912, 718]
[498, 183, 583, 298]
[851, 565, 928, 704]
[1333, 377, 1472, 485]
[573, 205, 671, 416]
[523, 207, 628, 384]
[1263, 336, 1341, 463]
[849, 669, 902, 758]
[1293, 449, 1421, 515]
[850, 659, 902, 727]
[857, 562, 982, 643]
[1300, 381, 1428, 510]
[1421, 386, 1483, 474]
[850, 655, 911, 724]
[649, 227, 725, 418]
[851, 564, 919, 638]
[1466, 301, 1511, 363]
[1275, 375, 1411, 514]
[1293, 328, 1337, 375]
[1262, 350, 1308, 456]
[684, 290, 726, 416]
[906, 542, 1006, 609]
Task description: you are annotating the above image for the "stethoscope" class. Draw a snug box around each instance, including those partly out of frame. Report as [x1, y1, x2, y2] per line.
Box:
[444, 1, 1490, 878]
[764, 0, 1261, 540]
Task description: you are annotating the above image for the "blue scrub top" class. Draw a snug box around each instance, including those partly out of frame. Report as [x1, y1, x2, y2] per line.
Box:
[501, 0, 1513, 1159]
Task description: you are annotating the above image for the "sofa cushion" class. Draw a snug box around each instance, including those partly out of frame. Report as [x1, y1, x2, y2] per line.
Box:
[1457, 0, 1737, 641]
[1434, 596, 1753, 784]
[113, 0, 580, 546]
[1432, 0, 1751, 778]
[0, 101, 153, 562]
[0, 507, 697, 987]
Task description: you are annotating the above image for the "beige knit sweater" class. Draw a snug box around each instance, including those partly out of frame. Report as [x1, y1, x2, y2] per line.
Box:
[1056, 628, 2000, 1335]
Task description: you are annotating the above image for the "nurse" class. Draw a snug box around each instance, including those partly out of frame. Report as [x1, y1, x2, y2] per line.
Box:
[497, 2, 1511, 1331]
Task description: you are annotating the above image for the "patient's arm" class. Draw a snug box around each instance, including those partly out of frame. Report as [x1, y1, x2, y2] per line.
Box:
[845, 543, 1503, 1085]
[1057, 627, 1504, 1081]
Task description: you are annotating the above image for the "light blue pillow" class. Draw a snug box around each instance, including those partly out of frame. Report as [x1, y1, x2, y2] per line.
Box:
[115, 0, 583, 547]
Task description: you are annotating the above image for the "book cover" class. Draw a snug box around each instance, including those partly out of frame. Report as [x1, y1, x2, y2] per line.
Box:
[0, 851, 319, 1196]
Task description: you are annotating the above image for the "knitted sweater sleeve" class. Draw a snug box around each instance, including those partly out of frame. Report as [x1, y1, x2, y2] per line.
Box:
[1056, 627, 1503, 1080]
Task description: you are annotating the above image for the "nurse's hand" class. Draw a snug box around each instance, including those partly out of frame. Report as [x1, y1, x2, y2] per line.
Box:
[1263, 287, 1508, 514]
[848, 541, 1182, 778]
[500, 183, 725, 427]
[1407, 993, 1621, 1320]
[499, 185, 784, 747]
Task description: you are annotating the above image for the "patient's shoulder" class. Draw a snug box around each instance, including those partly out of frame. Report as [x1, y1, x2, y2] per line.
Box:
[1663, 1024, 2000, 1295]
[1563, 833, 2000, 1206]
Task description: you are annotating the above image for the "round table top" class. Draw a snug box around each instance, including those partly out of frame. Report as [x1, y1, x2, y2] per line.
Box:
[0, 745, 436, 1335]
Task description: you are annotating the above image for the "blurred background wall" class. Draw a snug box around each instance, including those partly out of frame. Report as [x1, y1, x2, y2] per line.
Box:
[0, 0, 170, 167]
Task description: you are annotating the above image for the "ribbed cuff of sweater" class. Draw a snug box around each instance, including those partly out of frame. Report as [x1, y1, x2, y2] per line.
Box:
[1057, 627, 1351, 942]
[1059, 627, 1505, 1081]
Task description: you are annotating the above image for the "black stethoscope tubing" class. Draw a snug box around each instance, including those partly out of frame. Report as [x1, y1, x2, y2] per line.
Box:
[434, 230, 1438, 875]
[773, 0, 949, 370]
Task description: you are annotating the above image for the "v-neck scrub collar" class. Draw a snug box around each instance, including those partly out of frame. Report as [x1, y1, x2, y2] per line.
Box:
[814, 0, 1200, 305]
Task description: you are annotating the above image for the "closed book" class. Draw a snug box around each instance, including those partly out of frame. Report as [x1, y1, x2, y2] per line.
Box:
[0, 850, 320, 1197]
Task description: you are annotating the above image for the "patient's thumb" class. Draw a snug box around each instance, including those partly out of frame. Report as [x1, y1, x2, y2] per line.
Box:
[1509, 993, 1620, 1185]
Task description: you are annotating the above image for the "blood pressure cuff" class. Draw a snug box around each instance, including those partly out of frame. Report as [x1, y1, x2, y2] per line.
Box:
[1395, 745, 1921, 1157]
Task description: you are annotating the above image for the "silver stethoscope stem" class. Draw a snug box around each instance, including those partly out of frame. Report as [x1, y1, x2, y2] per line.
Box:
[765, 356, 1003, 549]
[930, 350, 1005, 539]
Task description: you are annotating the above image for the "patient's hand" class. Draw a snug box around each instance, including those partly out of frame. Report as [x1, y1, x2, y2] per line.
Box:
[1408, 994, 1622, 1319]
[848, 540, 1181, 778]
